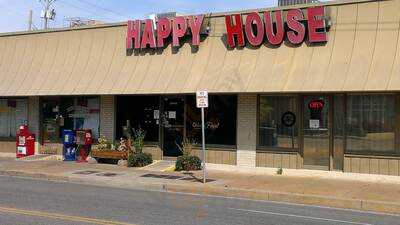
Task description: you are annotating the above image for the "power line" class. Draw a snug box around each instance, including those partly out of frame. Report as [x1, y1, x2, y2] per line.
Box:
[57, 0, 119, 21]
[74, 0, 127, 19]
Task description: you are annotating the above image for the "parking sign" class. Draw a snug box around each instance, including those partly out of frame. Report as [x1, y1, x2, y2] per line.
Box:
[196, 90, 208, 108]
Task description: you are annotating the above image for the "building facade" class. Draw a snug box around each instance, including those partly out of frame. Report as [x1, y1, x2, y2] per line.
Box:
[0, 0, 400, 176]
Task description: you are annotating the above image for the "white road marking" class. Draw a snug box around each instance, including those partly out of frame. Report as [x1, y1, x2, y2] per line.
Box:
[229, 207, 373, 225]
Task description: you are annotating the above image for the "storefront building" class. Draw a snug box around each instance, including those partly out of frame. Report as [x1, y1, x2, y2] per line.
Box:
[0, 0, 400, 175]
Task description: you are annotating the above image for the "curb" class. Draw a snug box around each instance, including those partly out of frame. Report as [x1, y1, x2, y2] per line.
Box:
[1, 170, 399, 215]
[162, 184, 400, 214]
[0, 170, 70, 182]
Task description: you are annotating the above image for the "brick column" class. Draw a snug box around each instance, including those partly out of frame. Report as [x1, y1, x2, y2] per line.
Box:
[236, 94, 257, 167]
[100, 95, 116, 142]
[28, 96, 40, 154]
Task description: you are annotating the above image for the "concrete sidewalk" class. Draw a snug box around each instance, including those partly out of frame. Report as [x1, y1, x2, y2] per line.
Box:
[0, 157, 400, 215]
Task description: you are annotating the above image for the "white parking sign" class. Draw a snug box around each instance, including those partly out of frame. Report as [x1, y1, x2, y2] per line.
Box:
[196, 90, 208, 108]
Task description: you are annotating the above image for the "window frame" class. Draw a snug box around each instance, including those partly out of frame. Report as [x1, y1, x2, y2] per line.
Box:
[256, 94, 301, 153]
[185, 94, 238, 149]
[40, 96, 101, 144]
[344, 93, 400, 157]
[0, 97, 28, 139]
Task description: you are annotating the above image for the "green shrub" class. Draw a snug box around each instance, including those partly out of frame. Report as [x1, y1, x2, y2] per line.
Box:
[175, 155, 202, 171]
[277, 167, 283, 175]
[127, 152, 153, 167]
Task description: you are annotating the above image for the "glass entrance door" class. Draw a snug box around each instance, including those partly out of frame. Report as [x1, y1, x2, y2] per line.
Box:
[303, 96, 330, 170]
[161, 96, 185, 157]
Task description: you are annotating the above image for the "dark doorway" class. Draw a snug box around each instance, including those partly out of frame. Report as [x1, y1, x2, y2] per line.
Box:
[161, 96, 185, 157]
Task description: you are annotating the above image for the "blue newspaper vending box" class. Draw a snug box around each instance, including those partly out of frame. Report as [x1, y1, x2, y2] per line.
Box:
[62, 129, 76, 161]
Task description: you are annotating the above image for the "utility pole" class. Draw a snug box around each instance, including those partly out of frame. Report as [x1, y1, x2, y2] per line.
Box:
[40, 0, 56, 29]
[28, 10, 33, 31]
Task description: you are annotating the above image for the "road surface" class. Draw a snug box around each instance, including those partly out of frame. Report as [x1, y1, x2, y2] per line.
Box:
[0, 176, 398, 225]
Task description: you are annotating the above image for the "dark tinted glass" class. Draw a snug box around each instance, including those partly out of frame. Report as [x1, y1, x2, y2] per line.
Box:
[186, 95, 237, 146]
[116, 96, 160, 143]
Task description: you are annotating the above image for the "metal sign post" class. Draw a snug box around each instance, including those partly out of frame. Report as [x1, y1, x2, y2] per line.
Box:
[201, 107, 206, 183]
[196, 90, 208, 184]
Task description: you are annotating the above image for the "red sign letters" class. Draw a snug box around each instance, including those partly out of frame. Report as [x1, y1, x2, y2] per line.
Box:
[126, 15, 205, 50]
[225, 6, 328, 48]
[308, 100, 325, 110]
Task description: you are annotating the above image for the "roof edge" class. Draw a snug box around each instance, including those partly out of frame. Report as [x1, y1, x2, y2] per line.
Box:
[0, 0, 385, 37]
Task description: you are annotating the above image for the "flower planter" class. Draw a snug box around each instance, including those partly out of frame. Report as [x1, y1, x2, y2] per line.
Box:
[91, 150, 128, 160]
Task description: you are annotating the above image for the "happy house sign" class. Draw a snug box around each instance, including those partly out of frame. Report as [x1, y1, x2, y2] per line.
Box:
[126, 6, 328, 50]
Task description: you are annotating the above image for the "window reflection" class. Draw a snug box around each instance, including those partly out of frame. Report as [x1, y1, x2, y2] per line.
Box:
[258, 96, 298, 149]
[0, 99, 28, 138]
[186, 95, 237, 146]
[116, 96, 160, 143]
[346, 95, 396, 155]
[42, 97, 100, 143]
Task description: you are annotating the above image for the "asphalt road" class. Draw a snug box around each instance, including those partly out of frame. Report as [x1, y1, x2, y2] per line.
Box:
[0, 176, 398, 225]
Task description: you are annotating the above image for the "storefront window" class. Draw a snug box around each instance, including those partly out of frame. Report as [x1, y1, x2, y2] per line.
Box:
[42, 97, 100, 143]
[186, 95, 237, 147]
[116, 96, 160, 143]
[258, 96, 299, 149]
[333, 95, 345, 170]
[346, 95, 396, 155]
[0, 98, 28, 138]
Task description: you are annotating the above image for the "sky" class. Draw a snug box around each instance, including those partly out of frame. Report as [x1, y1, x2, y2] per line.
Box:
[0, 0, 284, 33]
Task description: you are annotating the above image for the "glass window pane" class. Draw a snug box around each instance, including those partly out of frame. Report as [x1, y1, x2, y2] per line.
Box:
[258, 96, 298, 149]
[186, 95, 237, 146]
[42, 97, 100, 143]
[116, 96, 160, 143]
[346, 95, 396, 155]
[0, 98, 28, 138]
[333, 95, 345, 170]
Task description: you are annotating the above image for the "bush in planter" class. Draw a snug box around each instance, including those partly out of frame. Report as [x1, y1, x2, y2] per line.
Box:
[175, 155, 202, 171]
[175, 138, 202, 172]
[127, 152, 153, 167]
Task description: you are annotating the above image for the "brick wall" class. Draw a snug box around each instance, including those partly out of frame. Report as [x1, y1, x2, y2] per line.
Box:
[28, 96, 40, 154]
[236, 94, 257, 167]
[100, 95, 115, 142]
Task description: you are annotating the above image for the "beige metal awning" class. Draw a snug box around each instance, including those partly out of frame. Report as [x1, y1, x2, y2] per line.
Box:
[0, 0, 399, 97]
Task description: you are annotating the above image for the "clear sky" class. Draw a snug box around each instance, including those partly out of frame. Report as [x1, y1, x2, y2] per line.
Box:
[0, 0, 283, 33]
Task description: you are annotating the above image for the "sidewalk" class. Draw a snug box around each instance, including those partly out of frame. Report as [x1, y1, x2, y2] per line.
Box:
[0, 157, 400, 214]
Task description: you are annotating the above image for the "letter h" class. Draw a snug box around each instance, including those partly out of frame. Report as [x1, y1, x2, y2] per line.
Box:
[126, 20, 141, 50]
[225, 14, 244, 48]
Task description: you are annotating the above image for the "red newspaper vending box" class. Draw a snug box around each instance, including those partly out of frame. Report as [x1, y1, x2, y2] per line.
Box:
[16, 125, 35, 158]
[75, 129, 92, 162]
